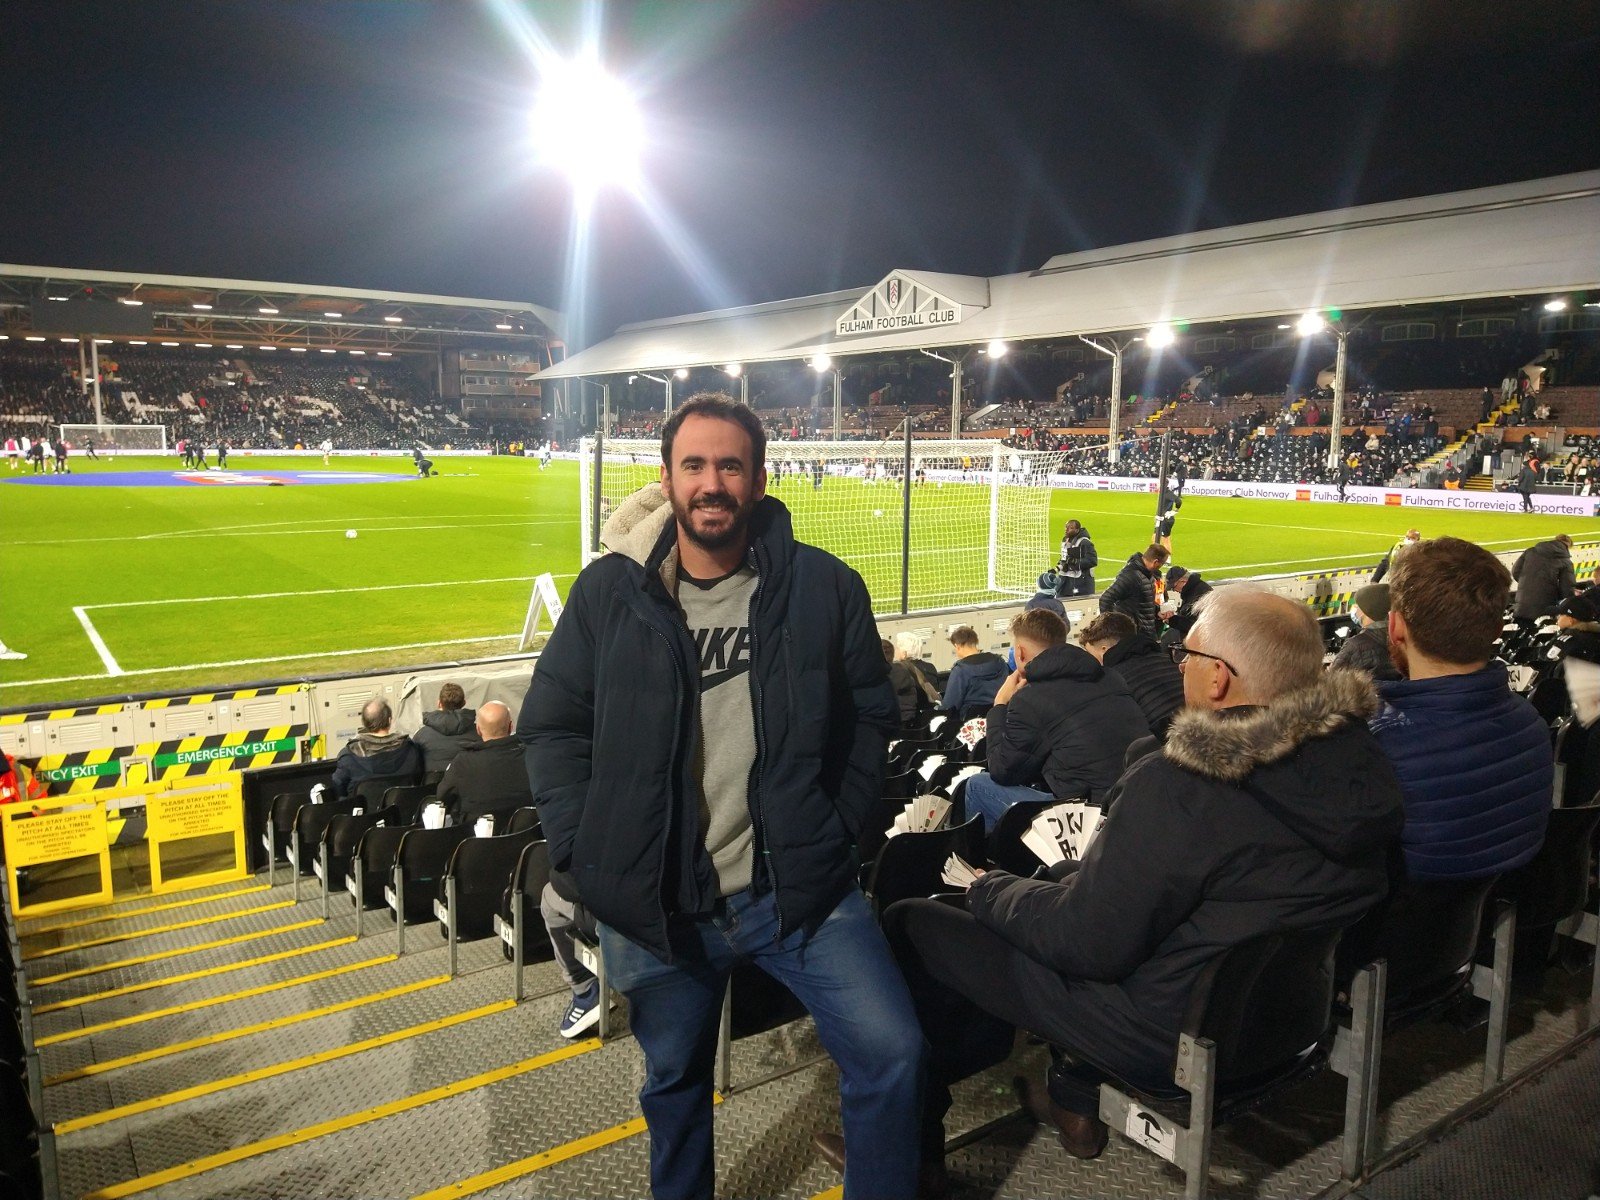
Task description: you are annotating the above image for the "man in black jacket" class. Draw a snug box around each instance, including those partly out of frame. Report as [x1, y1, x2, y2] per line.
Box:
[1076, 611, 1185, 739]
[887, 587, 1403, 1162]
[1161, 565, 1212, 641]
[1512, 533, 1576, 619]
[961, 609, 1149, 832]
[1329, 583, 1400, 681]
[519, 395, 922, 1200]
[329, 698, 423, 799]
[1098, 544, 1169, 636]
[434, 702, 531, 828]
[410, 682, 481, 784]
[1057, 519, 1098, 596]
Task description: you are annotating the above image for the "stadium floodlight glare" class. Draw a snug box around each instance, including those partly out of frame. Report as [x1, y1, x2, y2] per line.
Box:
[258, 345, 276, 351]
[1144, 323, 1176, 349]
[531, 55, 643, 194]
[195, 342, 212, 348]
[160, 341, 179, 347]
[1296, 311, 1328, 337]
[0, 335, 8, 340]
[377, 351, 392, 356]
[224, 343, 243, 349]
[496, 322, 513, 330]
[985, 340, 1008, 358]
[723, 363, 742, 377]
[1543, 298, 1569, 312]
[384, 315, 403, 323]
[46, 295, 68, 301]
[59, 337, 78, 344]
[673, 367, 689, 380]
[259, 306, 279, 314]
[118, 298, 143, 306]
[24, 335, 46, 342]
[290, 346, 307, 352]
[324, 311, 343, 319]
[94, 338, 112, 344]
[350, 349, 366, 355]
[192, 303, 213, 310]
[319, 347, 337, 354]
[130, 340, 149, 345]
[809, 353, 833, 372]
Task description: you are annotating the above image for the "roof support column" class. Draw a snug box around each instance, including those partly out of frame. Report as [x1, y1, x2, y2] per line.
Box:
[950, 358, 963, 436]
[89, 337, 103, 426]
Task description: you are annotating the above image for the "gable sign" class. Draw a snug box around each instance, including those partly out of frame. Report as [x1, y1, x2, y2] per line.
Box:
[836, 273, 963, 337]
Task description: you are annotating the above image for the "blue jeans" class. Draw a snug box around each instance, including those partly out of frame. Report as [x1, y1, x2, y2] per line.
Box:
[599, 887, 925, 1200]
[962, 771, 1052, 833]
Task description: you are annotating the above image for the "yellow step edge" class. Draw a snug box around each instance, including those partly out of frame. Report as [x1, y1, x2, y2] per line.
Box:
[18, 885, 273, 936]
[57, 996, 515, 1133]
[35, 952, 398, 1045]
[24, 900, 299, 961]
[82, 1039, 602, 1200]
[33, 935, 358, 1014]
[31, 918, 325, 986]
[45, 974, 450, 1084]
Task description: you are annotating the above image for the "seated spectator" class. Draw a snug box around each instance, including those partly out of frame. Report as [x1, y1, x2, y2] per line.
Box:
[893, 631, 940, 694]
[434, 701, 533, 827]
[1075, 611, 1185, 740]
[1098, 544, 1170, 636]
[1372, 538, 1552, 880]
[884, 638, 938, 727]
[939, 626, 1007, 720]
[410, 682, 481, 785]
[1330, 583, 1400, 681]
[1512, 533, 1576, 619]
[885, 588, 1403, 1166]
[960, 609, 1148, 831]
[1557, 592, 1600, 633]
[1026, 571, 1068, 619]
[330, 698, 423, 798]
[1161, 564, 1212, 641]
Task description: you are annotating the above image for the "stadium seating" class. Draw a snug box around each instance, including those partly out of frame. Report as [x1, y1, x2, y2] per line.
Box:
[863, 817, 984, 917]
[386, 825, 473, 953]
[495, 839, 555, 999]
[433, 827, 543, 976]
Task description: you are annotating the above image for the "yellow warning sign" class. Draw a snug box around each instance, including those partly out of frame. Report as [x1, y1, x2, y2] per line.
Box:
[3, 803, 108, 868]
[2, 798, 114, 916]
[145, 779, 247, 894]
[148, 785, 241, 842]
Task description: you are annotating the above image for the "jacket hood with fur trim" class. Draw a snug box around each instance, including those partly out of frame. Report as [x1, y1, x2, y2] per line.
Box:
[601, 484, 681, 593]
[1161, 669, 1400, 862]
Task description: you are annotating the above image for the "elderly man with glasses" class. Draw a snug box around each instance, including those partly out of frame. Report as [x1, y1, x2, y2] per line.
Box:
[884, 586, 1404, 1164]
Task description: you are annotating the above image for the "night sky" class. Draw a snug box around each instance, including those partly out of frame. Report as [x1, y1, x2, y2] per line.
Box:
[3, 0, 1597, 347]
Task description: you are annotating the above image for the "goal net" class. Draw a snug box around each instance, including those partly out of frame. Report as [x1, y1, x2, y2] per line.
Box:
[59, 423, 168, 453]
[578, 437, 1071, 614]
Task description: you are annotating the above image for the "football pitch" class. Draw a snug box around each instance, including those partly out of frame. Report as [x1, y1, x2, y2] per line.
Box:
[0, 453, 1588, 708]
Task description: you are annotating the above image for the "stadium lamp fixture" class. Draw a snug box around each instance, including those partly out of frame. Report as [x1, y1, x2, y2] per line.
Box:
[1296, 311, 1329, 337]
[1543, 298, 1569, 312]
[0, 335, 8, 340]
[809, 353, 833, 372]
[377, 351, 392, 357]
[496, 322, 513, 330]
[195, 342, 212, 348]
[94, 338, 112, 344]
[130, 340, 149, 345]
[985, 340, 1008, 358]
[258, 345, 276, 351]
[324, 311, 343, 319]
[1144, 323, 1176, 349]
[160, 341, 179, 347]
[290, 346, 307, 352]
[192, 303, 213, 310]
[59, 337, 78, 344]
[118, 298, 143, 306]
[349, 349, 366, 355]
[531, 55, 644, 195]
[46, 295, 68, 301]
[384, 315, 403, 323]
[673, 367, 689, 379]
[319, 347, 337, 354]
[24, 335, 46, 341]
[259, 306, 279, 314]
[224, 343, 243, 349]
[723, 363, 742, 377]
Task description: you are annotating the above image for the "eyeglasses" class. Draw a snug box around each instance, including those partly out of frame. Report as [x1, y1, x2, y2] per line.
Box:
[1167, 643, 1241, 677]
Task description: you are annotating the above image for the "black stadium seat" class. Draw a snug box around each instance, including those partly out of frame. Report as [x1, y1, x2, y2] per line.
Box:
[434, 827, 543, 975]
[387, 826, 474, 954]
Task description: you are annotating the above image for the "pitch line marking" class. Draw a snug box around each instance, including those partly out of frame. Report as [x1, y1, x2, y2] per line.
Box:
[11, 517, 570, 548]
[72, 606, 123, 676]
[85, 573, 575, 611]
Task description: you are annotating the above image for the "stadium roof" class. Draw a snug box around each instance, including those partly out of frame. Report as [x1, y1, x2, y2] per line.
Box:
[536, 170, 1600, 381]
[0, 264, 564, 354]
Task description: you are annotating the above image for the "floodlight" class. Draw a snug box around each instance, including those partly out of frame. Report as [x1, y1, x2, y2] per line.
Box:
[809, 353, 832, 372]
[1544, 298, 1568, 312]
[320, 348, 337, 354]
[130, 340, 149, 345]
[259, 306, 279, 314]
[628, 375, 637, 384]
[291, 346, 307, 352]
[985, 340, 1008, 358]
[24, 336, 46, 341]
[1144, 324, 1175, 349]
[94, 339, 112, 344]
[1296, 311, 1327, 337]
[325, 311, 343, 319]
[385, 315, 403, 323]
[119, 298, 143, 306]
[59, 337, 78, 343]
[224, 343, 242, 349]
[160, 341, 178, 347]
[192, 303, 213, 310]
[259, 345, 276, 351]
[532, 56, 643, 192]
[195, 342, 212, 348]
[377, 351, 392, 357]
[723, 363, 742, 377]
[673, 367, 689, 379]
[350, 349, 366, 355]
[496, 323, 513, 330]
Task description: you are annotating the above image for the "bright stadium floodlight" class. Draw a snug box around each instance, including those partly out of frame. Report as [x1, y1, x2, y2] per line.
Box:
[985, 340, 1008, 358]
[385, 315, 403, 323]
[192, 303, 212, 310]
[723, 363, 742, 377]
[1144, 323, 1176, 349]
[673, 367, 689, 380]
[532, 55, 643, 196]
[809, 353, 832, 372]
[1297, 310, 1328, 338]
[259, 306, 279, 314]
[1544, 298, 1569, 312]
[118, 298, 143, 306]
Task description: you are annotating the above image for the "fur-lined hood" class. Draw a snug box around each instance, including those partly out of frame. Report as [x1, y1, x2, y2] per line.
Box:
[1159, 668, 1395, 864]
[601, 484, 681, 593]
[1164, 668, 1378, 783]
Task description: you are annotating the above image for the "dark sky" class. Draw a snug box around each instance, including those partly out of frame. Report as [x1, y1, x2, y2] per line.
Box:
[3, 0, 1597, 347]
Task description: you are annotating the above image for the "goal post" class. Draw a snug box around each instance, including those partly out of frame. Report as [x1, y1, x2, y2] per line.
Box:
[579, 436, 1067, 615]
[58, 424, 168, 454]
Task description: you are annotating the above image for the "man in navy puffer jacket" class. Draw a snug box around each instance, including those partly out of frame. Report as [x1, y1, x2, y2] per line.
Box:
[1370, 537, 1552, 880]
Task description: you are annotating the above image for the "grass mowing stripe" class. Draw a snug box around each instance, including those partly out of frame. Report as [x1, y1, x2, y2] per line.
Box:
[18, 885, 272, 936]
[23, 900, 298, 960]
[34, 951, 395, 1042]
[30, 918, 325, 985]
[81, 1039, 601, 1200]
[56, 997, 514, 1132]
[44, 975, 450, 1084]
[32, 935, 358, 1013]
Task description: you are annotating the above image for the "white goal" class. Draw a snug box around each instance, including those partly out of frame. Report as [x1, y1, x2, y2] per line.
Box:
[59, 423, 169, 453]
[578, 436, 1070, 614]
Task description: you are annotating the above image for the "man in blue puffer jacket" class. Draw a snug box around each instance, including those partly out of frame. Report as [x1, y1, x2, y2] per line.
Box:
[1370, 536, 1552, 880]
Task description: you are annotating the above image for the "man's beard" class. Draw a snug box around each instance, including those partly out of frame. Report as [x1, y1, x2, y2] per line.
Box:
[671, 491, 755, 552]
[1388, 636, 1410, 679]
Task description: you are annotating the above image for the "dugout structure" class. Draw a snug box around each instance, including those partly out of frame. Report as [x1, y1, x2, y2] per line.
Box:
[579, 436, 1071, 614]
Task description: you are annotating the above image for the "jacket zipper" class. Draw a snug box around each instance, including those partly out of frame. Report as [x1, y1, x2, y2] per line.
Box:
[746, 544, 783, 939]
[643, 599, 693, 943]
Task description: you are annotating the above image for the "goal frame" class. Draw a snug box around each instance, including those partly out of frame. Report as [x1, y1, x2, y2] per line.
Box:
[58, 423, 169, 454]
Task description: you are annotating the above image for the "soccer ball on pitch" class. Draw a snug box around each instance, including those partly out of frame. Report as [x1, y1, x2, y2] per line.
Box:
[873, 509, 883, 518]
[345, 529, 358, 539]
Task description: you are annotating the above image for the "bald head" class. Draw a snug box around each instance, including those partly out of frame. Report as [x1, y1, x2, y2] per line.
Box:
[1185, 587, 1323, 709]
[476, 701, 512, 740]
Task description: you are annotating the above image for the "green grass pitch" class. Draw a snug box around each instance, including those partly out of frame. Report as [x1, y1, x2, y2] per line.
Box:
[0, 453, 1588, 708]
